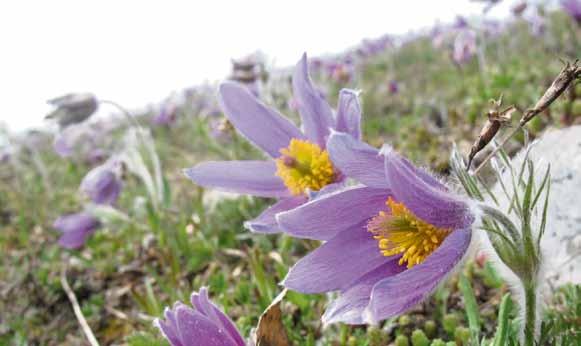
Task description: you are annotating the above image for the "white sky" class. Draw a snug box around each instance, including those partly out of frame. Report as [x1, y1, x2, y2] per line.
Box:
[0, 0, 514, 132]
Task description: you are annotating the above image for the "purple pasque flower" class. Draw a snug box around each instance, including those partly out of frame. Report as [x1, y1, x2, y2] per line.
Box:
[54, 211, 100, 249]
[86, 147, 107, 166]
[276, 132, 474, 324]
[330, 62, 354, 84]
[388, 80, 399, 95]
[152, 104, 178, 126]
[53, 123, 110, 163]
[526, 10, 546, 36]
[184, 53, 362, 234]
[452, 30, 477, 65]
[562, 0, 581, 24]
[155, 287, 247, 346]
[80, 161, 122, 205]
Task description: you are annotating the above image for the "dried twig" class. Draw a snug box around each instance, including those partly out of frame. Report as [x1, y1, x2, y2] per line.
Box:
[472, 60, 580, 175]
[61, 267, 100, 346]
[466, 96, 516, 170]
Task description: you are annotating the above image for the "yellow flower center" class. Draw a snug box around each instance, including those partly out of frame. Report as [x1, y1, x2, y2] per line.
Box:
[367, 197, 451, 269]
[275, 139, 335, 196]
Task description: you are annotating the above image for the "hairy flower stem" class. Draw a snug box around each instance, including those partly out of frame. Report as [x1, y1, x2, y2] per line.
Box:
[523, 281, 537, 346]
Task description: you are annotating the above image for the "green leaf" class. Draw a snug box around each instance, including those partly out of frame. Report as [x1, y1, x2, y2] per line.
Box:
[530, 164, 550, 210]
[493, 294, 513, 346]
[459, 274, 481, 343]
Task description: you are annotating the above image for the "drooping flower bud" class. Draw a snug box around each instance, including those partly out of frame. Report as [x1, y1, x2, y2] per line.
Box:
[45, 93, 98, 128]
[53, 211, 100, 249]
[80, 161, 123, 205]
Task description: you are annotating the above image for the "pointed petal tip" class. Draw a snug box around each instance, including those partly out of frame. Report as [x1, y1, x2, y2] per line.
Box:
[152, 318, 162, 329]
[362, 306, 377, 325]
[378, 144, 393, 157]
[182, 166, 203, 184]
[243, 220, 270, 233]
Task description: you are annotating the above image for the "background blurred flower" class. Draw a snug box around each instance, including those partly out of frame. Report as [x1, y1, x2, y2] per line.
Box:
[151, 103, 178, 126]
[388, 80, 399, 95]
[452, 29, 477, 65]
[277, 132, 474, 324]
[330, 62, 354, 84]
[45, 93, 98, 128]
[562, 0, 581, 24]
[526, 10, 546, 36]
[53, 123, 112, 163]
[53, 211, 100, 249]
[155, 287, 247, 346]
[80, 161, 123, 205]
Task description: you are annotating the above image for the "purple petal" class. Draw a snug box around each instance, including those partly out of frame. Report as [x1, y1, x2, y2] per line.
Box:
[183, 160, 290, 198]
[53, 133, 73, 157]
[283, 225, 387, 293]
[219, 82, 305, 158]
[277, 186, 390, 241]
[54, 212, 100, 249]
[335, 89, 362, 140]
[367, 228, 471, 322]
[382, 145, 446, 191]
[384, 148, 472, 229]
[327, 132, 387, 189]
[292, 53, 335, 147]
[309, 181, 346, 199]
[80, 165, 122, 205]
[175, 307, 239, 346]
[323, 258, 405, 325]
[155, 308, 184, 346]
[244, 196, 307, 234]
[190, 288, 246, 346]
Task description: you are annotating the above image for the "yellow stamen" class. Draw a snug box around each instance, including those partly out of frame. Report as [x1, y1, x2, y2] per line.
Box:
[275, 139, 335, 196]
[367, 197, 451, 269]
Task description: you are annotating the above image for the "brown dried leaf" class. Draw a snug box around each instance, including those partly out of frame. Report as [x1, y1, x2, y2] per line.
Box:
[466, 99, 516, 169]
[520, 60, 580, 125]
[255, 289, 291, 346]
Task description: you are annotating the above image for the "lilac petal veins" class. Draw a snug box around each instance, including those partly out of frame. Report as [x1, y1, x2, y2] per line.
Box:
[335, 89, 362, 140]
[184, 161, 290, 198]
[367, 228, 471, 322]
[277, 186, 390, 241]
[327, 132, 387, 188]
[175, 307, 240, 346]
[292, 53, 335, 147]
[323, 257, 405, 325]
[283, 225, 387, 293]
[218, 82, 305, 158]
[54, 212, 100, 249]
[384, 149, 471, 229]
[244, 196, 307, 234]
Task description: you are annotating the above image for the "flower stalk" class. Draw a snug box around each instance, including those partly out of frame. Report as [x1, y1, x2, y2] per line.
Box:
[452, 143, 551, 345]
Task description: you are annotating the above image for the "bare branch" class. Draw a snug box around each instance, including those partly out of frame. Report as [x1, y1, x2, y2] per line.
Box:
[471, 60, 580, 175]
[61, 267, 100, 346]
